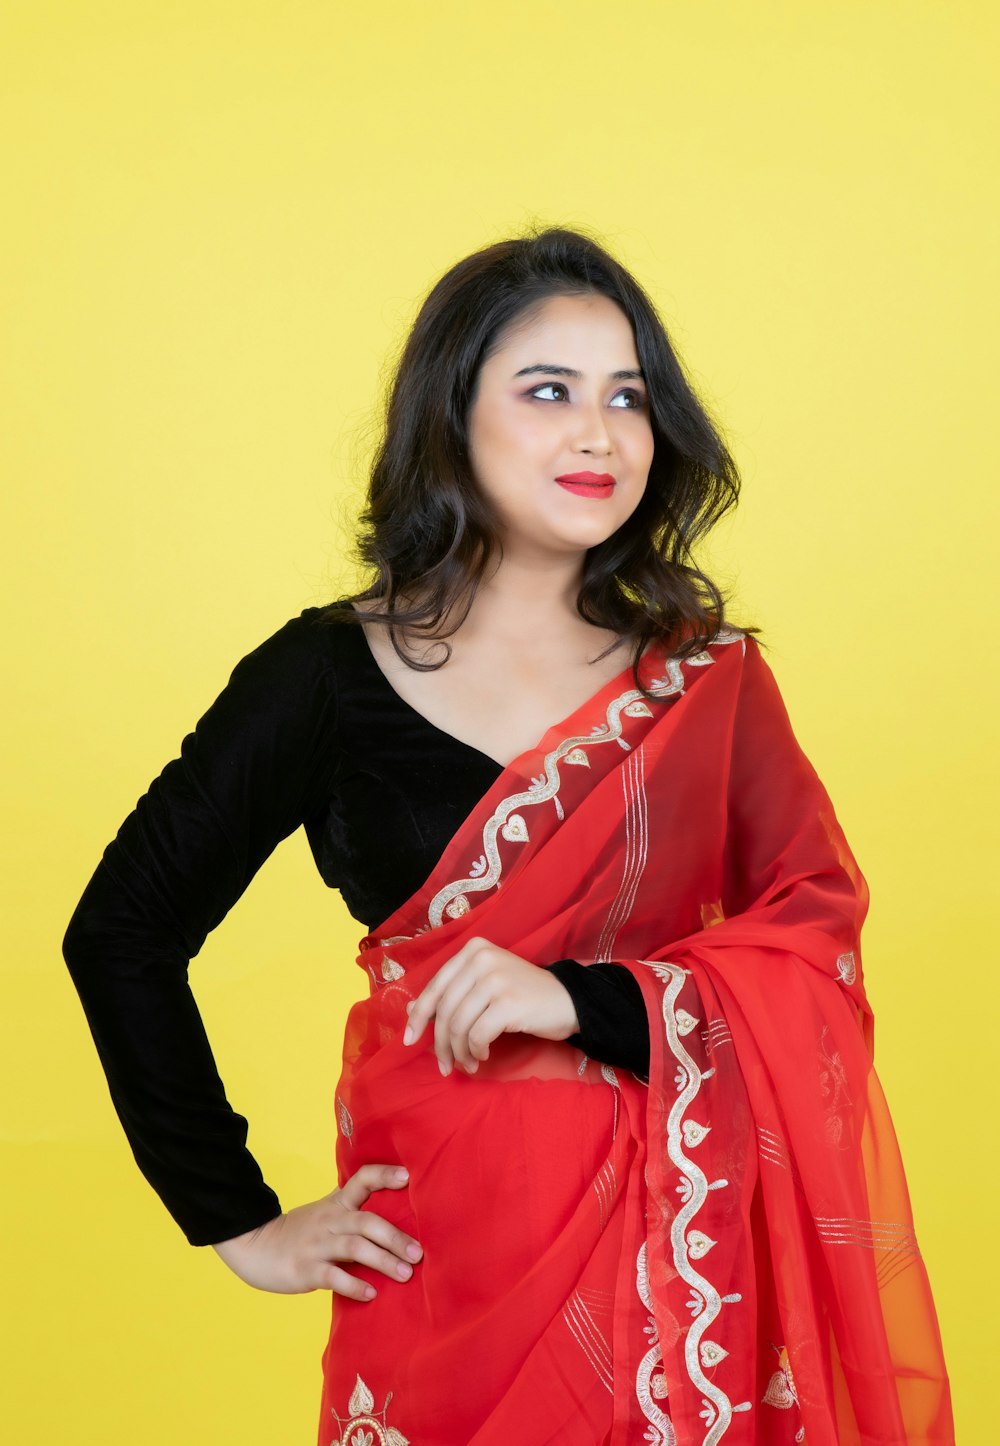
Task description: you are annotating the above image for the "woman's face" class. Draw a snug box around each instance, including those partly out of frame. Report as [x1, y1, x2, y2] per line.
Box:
[466, 292, 654, 563]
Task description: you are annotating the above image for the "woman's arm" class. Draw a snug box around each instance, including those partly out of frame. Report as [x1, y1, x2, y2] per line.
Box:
[542, 960, 648, 1075]
[62, 613, 342, 1246]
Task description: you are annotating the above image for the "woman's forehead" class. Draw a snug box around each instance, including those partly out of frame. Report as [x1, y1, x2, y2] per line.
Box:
[486, 295, 639, 371]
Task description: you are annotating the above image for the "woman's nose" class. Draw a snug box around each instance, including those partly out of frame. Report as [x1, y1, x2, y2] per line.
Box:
[570, 401, 613, 453]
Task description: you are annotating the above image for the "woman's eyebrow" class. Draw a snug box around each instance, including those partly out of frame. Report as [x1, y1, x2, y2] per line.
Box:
[512, 363, 646, 382]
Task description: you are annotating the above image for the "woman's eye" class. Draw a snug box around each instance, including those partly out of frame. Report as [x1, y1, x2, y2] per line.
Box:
[610, 389, 645, 409]
[530, 383, 645, 408]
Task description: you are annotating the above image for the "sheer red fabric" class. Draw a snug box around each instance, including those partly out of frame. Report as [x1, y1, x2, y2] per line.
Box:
[317, 629, 954, 1445]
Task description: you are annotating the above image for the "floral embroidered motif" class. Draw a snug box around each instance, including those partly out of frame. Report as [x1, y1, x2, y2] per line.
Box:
[328, 1373, 409, 1446]
[633, 1239, 676, 1446]
[835, 950, 857, 985]
[637, 958, 752, 1443]
[818, 1023, 853, 1148]
[761, 1344, 805, 1441]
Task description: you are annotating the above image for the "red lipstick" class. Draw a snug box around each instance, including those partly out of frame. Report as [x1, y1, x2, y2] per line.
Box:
[555, 471, 616, 499]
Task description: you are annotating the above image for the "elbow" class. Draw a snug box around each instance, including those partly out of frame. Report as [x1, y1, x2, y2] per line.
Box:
[61, 858, 129, 985]
[62, 887, 105, 985]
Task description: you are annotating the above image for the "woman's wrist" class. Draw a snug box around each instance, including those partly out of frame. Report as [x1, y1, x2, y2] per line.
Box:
[543, 969, 581, 1038]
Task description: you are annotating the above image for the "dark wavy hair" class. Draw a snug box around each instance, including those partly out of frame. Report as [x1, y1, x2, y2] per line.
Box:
[322, 223, 758, 694]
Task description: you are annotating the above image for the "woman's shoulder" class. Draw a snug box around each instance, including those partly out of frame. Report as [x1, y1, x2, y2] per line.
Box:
[238, 596, 362, 666]
[211, 598, 366, 722]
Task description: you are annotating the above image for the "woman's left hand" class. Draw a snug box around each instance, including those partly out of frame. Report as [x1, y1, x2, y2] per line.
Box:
[402, 936, 580, 1076]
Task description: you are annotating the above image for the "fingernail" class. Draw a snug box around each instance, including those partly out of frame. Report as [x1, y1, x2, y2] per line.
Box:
[402, 1025, 413, 1046]
[394, 1167, 409, 1182]
[364, 1285, 376, 1299]
[466, 1060, 479, 1073]
[438, 1059, 450, 1077]
[406, 1242, 422, 1260]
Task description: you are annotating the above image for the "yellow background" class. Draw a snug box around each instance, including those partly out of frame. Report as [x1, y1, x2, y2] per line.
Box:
[3, 1, 994, 1440]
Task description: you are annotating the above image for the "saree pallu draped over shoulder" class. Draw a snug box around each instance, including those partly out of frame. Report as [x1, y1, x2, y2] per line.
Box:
[318, 630, 954, 1446]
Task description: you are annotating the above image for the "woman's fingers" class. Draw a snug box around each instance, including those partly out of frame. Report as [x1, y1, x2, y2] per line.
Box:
[402, 939, 503, 1073]
[327, 1221, 419, 1283]
[466, 1000, 503, 1062]
[332, 1205, 423, 1267]
[432, 973, 488, 1074]
[211, 1167, 424, 1298]
[322, 1261, 380, 1301]
[439, 984, 503, 1072]
[404, 937, 486, 1047]
[334, 1161, 409, 1210]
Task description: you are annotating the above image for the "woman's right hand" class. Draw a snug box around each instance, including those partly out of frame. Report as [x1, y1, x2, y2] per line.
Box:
[210, 1163, 423, 1299]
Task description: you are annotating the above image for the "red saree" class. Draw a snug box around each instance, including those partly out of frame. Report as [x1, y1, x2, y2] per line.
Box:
[318, 628, 954, 1445]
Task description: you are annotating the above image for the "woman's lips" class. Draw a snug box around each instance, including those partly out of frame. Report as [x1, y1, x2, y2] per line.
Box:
[555, 471, 616, 499]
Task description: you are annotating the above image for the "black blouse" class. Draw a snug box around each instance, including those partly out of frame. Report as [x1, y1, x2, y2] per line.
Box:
[62, 603, 650, 1247]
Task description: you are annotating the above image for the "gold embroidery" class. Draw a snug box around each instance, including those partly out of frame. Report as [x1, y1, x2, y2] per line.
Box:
[836, 950, 857, 985]
[763, 1336, 803, 1405]
[424, 630, 745, 931]
[426, 670, 680, 929]
[328, 1373, 409, 1446]
[637, 958, 754, 1439]
[335, 1094, 354, 1143]
[818, 1023, 853, 1148]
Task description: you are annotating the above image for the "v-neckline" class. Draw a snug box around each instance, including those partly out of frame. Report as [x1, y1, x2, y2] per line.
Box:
[346, 601, 638, 776]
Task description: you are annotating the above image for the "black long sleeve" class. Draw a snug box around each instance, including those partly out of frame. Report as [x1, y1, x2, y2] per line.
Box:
[544, 959, 648, 1077]
[63, 608, 650, 1247]
[63, 615, 342, 1244]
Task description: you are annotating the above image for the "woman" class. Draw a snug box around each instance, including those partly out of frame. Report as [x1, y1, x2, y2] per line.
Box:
[63, 227, 954, 1444]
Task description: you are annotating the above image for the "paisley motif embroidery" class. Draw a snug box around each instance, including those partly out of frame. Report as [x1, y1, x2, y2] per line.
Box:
[336, 1093, 354, 1144]
[328, 1373, 409, 1446]
[761, 1344, 805, 1441]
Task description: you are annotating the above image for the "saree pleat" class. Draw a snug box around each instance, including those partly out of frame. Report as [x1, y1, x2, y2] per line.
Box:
[317, 630, 953, 1446]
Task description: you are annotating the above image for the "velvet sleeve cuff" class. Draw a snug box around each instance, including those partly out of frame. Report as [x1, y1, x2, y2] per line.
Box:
[542, 958, 650, 1077]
